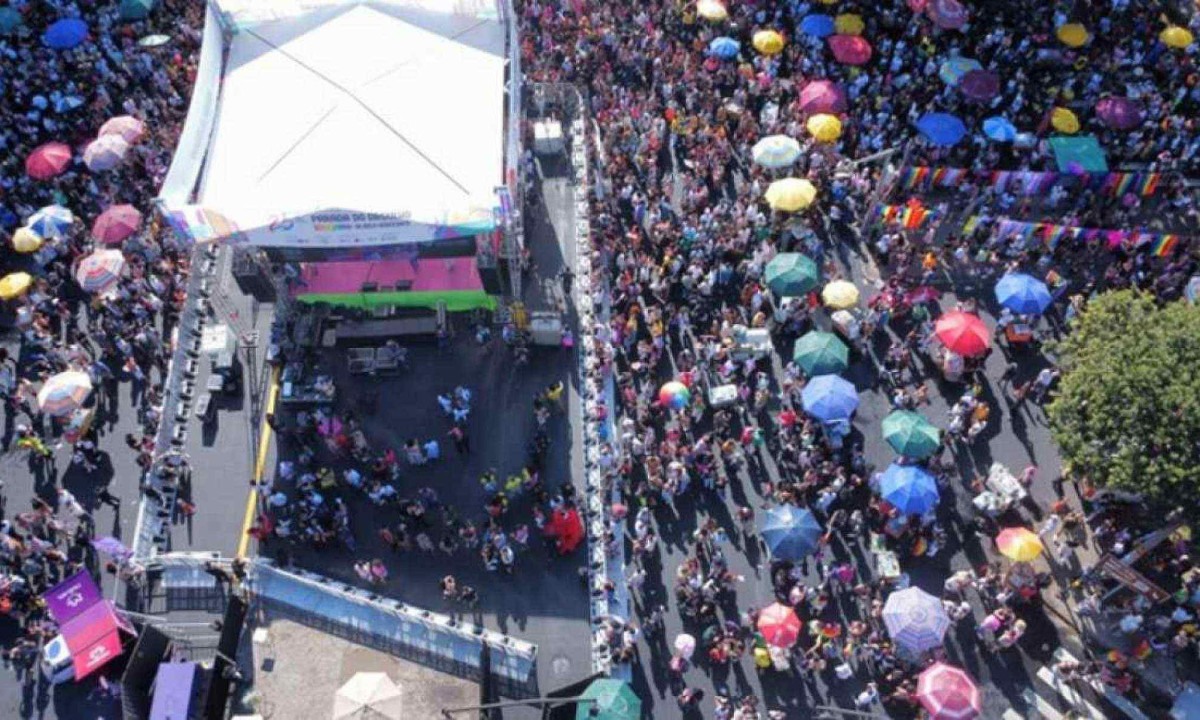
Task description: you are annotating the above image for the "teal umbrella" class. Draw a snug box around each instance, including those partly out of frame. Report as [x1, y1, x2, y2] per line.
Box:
[882, 410, 940, 459]
[577, 678, 641, 720]
[765, 253, 819, 296]
[793, 331, 849, 376]
[119, 0, 155, 21]
[0, 7, 22, 35]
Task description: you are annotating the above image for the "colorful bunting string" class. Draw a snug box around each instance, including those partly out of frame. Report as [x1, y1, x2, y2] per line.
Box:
[959, 215, 1190, 256]
[900, 166, 1164, 198]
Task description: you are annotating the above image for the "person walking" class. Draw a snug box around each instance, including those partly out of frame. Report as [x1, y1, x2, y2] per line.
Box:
[449, 425, 470, 455]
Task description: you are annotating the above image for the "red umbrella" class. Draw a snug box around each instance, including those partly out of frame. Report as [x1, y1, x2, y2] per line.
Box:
[1095, 97, 1143, 131]
[959, 70, 999, 101]
[827, 35, 872, 65]
[934, 311, 989, 357]
[91, 205, 143, 245]
[25, 142, 73, 180]
[917, 663, 981, 720]
[757, 602, 801, 647]
[799, 80, 847, 114]
[927, 0, 968, 29]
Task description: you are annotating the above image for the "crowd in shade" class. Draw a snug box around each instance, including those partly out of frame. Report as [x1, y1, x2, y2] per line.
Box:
[0, 0, 203, 683]
[517, 0, 1200, 716]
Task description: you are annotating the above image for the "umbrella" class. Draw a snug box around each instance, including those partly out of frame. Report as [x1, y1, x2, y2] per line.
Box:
[37, 370, 93, 417]
[765, 253, 819, 296]
[696, 0, 727, 21]
[138, 33, 171, 47]
[752, 135, 802, 168]
[92, 205, 142, 244]
[996, 527, 1043, 562]
[918, 663, 981, 720]
[119, 0, 155, 21]
[12, 228, 43, 254]
[333, 673, 404, 720]
[793, 331, 849, 376]
[758, 602, 802, 647]
[708, 36, 740, 60]
[806, 113, 842, 143]
[883, 587, 950, 652]
[821, 280, 859, 309]
[934, 311, 989, 356]
[658, 381, 690, 410]
[765, 178, 818, 212]
[43, 18, 88, 50]
[84, 135, 129, 172]
[1051, 107, 1080, 134]
[99, 115, 146, 144]
[1057, 23, 1089, 48]
[927, 0, 968, 30]
[1161, 26, 1195, 50]
[982, 116, 1017, 142]
[577, 678, 641, 720]
[882, 410, 940, 459]
[0, 272, 33, 301]
[959, 70, 999, 101]
[673, 633, 696, 658]
[834, 13, 864, 35]
[801, 374, 858, 421]
[939, 58, 981, 85]
[92, 536, 132, 560]
[799, 14, 836, 38]
[28, 205, 74, 239]
[76, 249, 126, 294]
[759, 505, 823, 560]
[827, 34, 871, 65]
[752, 30, 785, 55]
[1171, 682, 1200, 720]
[799, 80, 847, 114]
[25, 142, 73, 180]
[0, 7, 23, 35]
[916, 113, 967, 146]
[994, 273, 1052, 314]
[1095, 97, 1143, 131]
[880, 464, 940, 515]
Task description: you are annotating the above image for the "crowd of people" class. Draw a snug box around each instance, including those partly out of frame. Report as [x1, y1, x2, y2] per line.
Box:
[0, 0, 204, 688]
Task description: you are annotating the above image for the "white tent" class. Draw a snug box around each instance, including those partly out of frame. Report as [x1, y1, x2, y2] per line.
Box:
[162, 0, 507, 248]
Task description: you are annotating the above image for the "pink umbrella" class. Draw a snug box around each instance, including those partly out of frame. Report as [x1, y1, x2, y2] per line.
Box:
[99, 115, 146, 144]
[827, 35, 872, 65]
[91, 205, 142, 245]
[907, 0, 928, 10]
[25, 142, 73, 180]
[927, 0, 968, 30]
[83, 135, 129, 172]
[1095, 97, 1143, 131]
[799, 80, 847, 114]
[917, 663, 981, 720]
[958, 70, 999, 101]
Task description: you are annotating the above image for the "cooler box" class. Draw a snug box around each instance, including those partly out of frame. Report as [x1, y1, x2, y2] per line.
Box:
[533, 120, 565, 155]
[709, 384, 738, 408]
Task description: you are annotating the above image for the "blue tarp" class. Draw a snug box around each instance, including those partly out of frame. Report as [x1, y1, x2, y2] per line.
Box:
[1048, 135, 1109, 173]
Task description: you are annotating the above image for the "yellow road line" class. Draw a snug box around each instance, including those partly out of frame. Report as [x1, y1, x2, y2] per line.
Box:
[237, 366, 280, 558]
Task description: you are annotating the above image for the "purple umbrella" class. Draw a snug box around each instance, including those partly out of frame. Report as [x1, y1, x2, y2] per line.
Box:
[959, 70, 999, 101]
[927, 0, 968, 30]
[1095, 97, 1143, 131]
[92, 536, 132, 560]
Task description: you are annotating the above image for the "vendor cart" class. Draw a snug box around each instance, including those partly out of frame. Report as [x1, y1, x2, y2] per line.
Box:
[986, 463, 1029, 505]
[729, 325, 773, 361]
[830, 309, 861, 345]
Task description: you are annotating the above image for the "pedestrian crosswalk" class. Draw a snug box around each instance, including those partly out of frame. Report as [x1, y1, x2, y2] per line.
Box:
[999, 648, 1111, 720]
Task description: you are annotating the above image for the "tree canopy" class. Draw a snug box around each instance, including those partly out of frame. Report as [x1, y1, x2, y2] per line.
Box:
[1047, 290, 1200, 509]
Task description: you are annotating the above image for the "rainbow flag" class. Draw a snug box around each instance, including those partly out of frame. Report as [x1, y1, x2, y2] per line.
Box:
[1140, 173, 1160, 197]
[1153, 235, 1178, 257]
[1111, 173, 1136, 198]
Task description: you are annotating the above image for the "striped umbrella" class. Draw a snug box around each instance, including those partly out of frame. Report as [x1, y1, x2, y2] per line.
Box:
[75, 249, 126, 293]
[883, 587, 950, 652]
[84, 135, 130, 172]
[37, 371, 93, 417]
[917, 663, 981, 720]
[27, 205, 74, 240]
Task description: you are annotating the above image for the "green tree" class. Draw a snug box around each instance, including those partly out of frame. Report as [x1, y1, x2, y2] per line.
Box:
[1047, 290, 1200, 509]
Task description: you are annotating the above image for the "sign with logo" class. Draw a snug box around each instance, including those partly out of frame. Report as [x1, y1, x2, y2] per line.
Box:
[73, 631, 123, 680]
[1097, 554, 1171, 604]
[44, 571, 102, 625]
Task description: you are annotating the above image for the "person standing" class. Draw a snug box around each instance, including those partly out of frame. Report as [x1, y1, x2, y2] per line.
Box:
[449, 425, 470, 454]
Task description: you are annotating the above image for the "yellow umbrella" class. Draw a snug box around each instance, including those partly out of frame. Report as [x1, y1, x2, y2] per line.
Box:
[1051, 107, 1080, 134]
[822, 280, 860, 309]
[996, 527, 1044, 563]
[1056, 23, 1089, 48]
[806, 114, 843, 143]
[0, 272, 33, 300]
[1161, 26, 1195, 49]
[816, 0, 837, 4]
[697, 0, 727, 21]
[752, 30, 785, 55]
[12, 227, 43, 254]
[765, 178, 818, 212]
[835, 14, 865, 36]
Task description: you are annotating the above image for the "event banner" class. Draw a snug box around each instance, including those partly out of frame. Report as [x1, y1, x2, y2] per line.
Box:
[43, 570, 103, 625]
[962, 215, 1186, 256]
[900, 166, 1163, 198]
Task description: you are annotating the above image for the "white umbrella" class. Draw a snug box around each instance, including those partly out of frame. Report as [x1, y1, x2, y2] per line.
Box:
[83, 135, 129, 172]
[751, 135, 802, 168]
[673, 633, 696, 658]
[333, 673, 403, 720]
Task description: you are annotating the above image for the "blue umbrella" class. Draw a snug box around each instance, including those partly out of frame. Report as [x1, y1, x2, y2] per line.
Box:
[995, 272, 1052, 315]
[982, 116, 1017, 143]
[760, 505, 823, 560]
[1173, 683, 1200, 720]
[880, 464, 940, 516]
[43, 18, 87, 50]
[915, 113, 967, 147]
[708, 37, 740, 60]
[799, 14, 836, 38]
[801, 374, 858, 422]
[27, 205, 74, 240]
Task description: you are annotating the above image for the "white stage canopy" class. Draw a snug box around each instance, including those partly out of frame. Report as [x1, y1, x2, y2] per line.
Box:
[160, 0, 508, 248]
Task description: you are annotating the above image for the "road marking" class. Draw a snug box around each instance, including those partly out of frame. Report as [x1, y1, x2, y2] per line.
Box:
[1022, 688, 1065, 720]
[1035, 666, 1106, 719]
[236, 366, 280, 558]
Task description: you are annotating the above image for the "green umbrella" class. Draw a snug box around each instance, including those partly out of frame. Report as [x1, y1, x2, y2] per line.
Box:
[765, 253, 819, 296]
[119, 0, 155, 21]
[793, 331, 849, 376]
[576, 678, 641, 720]
[882, 410, 941, 459]
[0, 7, 23, 35]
